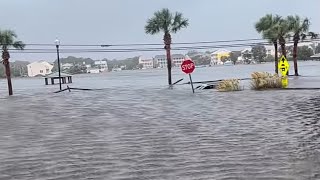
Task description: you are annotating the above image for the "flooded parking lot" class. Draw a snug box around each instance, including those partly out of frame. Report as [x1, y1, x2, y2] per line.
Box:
[0, 62, 320, 179]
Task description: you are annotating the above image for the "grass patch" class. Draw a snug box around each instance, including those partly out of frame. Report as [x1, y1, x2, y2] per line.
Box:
[251, 72, 282, 90]
[217, 79, 242, 92]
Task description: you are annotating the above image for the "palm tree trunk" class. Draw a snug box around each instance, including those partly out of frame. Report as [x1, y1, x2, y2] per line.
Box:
[2, 50, 13, 95]
[164, 32, 172, 86]
[293, 41, 299, 76]
[280, 43, 286, 57]
[273, 42, 278, 74]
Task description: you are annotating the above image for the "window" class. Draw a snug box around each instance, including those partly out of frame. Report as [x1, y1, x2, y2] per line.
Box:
[46, 69, 49, 73]
[40, 70, 44, 73]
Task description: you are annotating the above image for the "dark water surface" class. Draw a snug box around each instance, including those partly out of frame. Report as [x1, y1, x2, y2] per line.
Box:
[0, 62, 320, 179]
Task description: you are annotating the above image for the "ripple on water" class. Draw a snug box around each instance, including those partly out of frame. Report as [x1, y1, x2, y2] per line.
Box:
[0, 88, 320, 179]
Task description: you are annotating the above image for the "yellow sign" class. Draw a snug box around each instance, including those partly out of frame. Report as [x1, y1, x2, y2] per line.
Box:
[282, 77, 288, 88]
[278, 55, 289, 77]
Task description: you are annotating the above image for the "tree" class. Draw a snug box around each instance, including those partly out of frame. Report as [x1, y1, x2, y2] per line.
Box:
[187, 50, 199, 57]
[145, 8, 189, 85]
[138, 63, 143, 69]
[67, 64, 87, 74]
[265, 55, 274, 62]
[220, 55, 229, 63]
[242, 50, 252, 64]
[191, 55, 210, 66]
[297, 46, 314, 60]
[275, 19, 291, 58]
[255, 14, 281, 73]
[251, 45, 267, 63]
[0, 30, 25, 95]
[287, 15, 318, 76]
[229, 51, 240, 65]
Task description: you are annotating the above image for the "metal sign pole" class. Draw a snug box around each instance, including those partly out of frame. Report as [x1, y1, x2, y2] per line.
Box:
[189, 74, 195, 94]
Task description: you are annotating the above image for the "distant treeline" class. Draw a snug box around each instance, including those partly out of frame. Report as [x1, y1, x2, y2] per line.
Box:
[52, 56, 140, 71]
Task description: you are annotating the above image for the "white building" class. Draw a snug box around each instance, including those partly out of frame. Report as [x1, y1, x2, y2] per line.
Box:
[138, 56, 154, 69]
[87, 68, 100, 74]
[27, 61, 54, 77]
[61, 63, 73, 70]
[94, 60, 108, 72]
[264, 45, 277, 56]
[154, 54, 185, 68]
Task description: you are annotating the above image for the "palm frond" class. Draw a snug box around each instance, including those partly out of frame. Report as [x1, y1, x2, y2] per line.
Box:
[300, 33, 307, 40]
[155, 8, 172, 32]
[262, 28, 277, 43]
[145, 8, 188, 36]
[300, 18, 310, 32]
[308, 32, 319, 39]
[0, 29, 21, 50]
[255, 14, 281, 33]
[145, 18, 161, 34]
[12, 41, 25, 50]
[171, 12, 189, 33]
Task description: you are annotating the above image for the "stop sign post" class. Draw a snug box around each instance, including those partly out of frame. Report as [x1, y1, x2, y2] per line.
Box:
[181, 59, 195, 93]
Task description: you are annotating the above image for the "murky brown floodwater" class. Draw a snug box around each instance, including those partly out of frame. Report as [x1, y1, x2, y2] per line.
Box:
[0, 62, 319, 179]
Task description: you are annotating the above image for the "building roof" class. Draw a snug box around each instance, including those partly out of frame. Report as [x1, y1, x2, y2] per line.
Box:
[94, 60, 107, 65]
[46, 72, 72, 78]
[211, 49, 231, 54]
[154, 55, 166, 59]
[154, 54, 185, 59]
[139, 56, 153, 60]
[27, 61, 53, 67]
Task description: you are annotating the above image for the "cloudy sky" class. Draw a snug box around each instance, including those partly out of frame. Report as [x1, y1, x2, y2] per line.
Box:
[1, 0, 319, 62]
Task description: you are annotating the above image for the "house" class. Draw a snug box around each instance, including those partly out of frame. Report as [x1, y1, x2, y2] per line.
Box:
[27, 61, 54, 77]
[94, 60, 108, 72]
[210, 49, 231, 65]
[81, 61, 92, 68]
[264, 45, 277, 57]
[61, 63, 73, 70]
[138, 56, 154, 69]
[154, 54, 185, 68]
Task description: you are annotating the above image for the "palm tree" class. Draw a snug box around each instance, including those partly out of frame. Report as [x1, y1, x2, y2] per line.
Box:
[275, 19, 291, 58]
[145, 8, 189, 85]
[255, 14, 281, 73]
[0, 30, 25, 95]
[287, 15, 318, 76]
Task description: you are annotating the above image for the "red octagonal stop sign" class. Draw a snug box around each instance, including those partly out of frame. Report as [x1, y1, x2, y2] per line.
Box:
[181, 59, 195, 74]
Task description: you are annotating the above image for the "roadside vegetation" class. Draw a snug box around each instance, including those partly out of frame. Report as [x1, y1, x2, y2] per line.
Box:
[251, 72, 282, 90]
[217, 79, 242, 92]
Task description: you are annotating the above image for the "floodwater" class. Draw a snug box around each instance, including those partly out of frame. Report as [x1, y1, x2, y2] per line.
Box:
[0, 62, 320, 179]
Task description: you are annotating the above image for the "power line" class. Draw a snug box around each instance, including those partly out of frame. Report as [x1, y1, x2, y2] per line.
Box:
[1, 34, 318, 47]
[8, 38, 320, 54]
[0, 37, 289, 47]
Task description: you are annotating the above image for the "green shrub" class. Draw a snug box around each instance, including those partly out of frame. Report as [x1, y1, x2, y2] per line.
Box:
[251, 72, 282, 90]
[217, 79, 242, 92]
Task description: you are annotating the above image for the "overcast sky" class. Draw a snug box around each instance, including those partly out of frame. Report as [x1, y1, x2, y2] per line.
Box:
[0, 0, 319, 62]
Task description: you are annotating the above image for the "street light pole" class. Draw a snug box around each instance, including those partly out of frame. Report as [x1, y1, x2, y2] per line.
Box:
[55, 38, 62, 90]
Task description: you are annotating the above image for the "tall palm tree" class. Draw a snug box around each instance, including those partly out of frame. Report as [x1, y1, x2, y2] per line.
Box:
[0, 30, 25, 95]
[145, 8, 189, 85]
[255, 14, 281, 74]
[287, 15, 318, 76]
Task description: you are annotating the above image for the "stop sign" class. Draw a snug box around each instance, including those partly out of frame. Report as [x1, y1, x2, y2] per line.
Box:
[181, 59, 195, 74]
